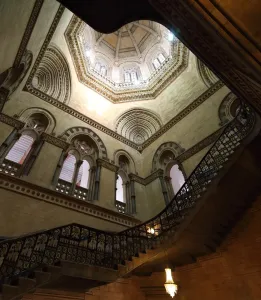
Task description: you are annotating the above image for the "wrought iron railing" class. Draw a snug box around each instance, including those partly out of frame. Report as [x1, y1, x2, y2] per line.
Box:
[0, 104, 256, 284]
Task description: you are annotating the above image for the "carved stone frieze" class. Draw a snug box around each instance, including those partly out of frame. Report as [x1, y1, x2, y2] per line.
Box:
[97, 158, 119, 172]
[0, 113, 24, 129]
[41, 132, 70, 150]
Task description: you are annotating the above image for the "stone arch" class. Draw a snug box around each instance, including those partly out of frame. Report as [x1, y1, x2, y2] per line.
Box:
[219, 92, 241, 126]
[115, 108, 162, 144]
[32, 44, 71, 104]
[114, 149, 136, 174]
[0, 50, 33, 95]
[59, 127, 107, 159]
[197, 58, 219, 88]
[16, 107, 56, 134]
[152, 141, 185, 171]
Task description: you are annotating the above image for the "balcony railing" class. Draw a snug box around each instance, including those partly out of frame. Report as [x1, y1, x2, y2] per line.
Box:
[0, 159, 21, 177]
[115, 200, 126, 214]
[56, 179, 88, 201]
[0, 103, 256, 284]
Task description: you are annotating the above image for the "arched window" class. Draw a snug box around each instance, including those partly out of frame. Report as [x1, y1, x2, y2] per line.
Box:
[95, 62, 107, 77]
[169, 164, 185, 195]
[124, 72, 131, 83]
[116, 174, 124, 203]
[153, 53, 166, 70]
[131, 71, 138, 82]
[5, 134, 34, 165]
[76, 159, 90, 188]
[59, 153, 76, 183]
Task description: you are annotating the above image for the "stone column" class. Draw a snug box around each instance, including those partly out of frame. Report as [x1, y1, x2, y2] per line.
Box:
[159, 170, 169, 205]
[70, 160, 83, 194]
[125, 181, 130, 214]
[130, 178, 136, 214]
[87, 166, 96, 201]
[93, 161, 101, 200]
[0, 87, 9, 112]
[52, 150, 67, 186]
[165, 176, 174, 200]
[21, 139, 45, 176]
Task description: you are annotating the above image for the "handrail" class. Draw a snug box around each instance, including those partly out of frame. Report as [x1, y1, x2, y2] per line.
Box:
[0, 103, 256, 283]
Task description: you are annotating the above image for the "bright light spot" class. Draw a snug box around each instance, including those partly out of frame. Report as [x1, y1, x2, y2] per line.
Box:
[85, 49, 91, 57]
[168, 32, 175, 42]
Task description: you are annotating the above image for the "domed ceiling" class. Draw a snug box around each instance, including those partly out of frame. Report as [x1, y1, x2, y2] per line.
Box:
[65, 16, 189, 103]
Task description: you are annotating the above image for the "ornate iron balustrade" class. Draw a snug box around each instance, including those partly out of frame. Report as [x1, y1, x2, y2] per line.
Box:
[0, 104, 256, 284]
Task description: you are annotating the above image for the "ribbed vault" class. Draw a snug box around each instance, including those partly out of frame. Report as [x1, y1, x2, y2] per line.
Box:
[115, 108, 162, 144]
[32, 45, 71, 104]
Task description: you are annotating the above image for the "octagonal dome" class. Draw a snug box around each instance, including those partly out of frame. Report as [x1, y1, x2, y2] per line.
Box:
[65, 17, 189, 103]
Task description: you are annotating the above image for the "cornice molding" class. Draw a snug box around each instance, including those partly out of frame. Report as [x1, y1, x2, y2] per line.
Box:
[97, 158, 119, 172]
[0, 173, 140, 227]
[41, 132, 70, 150]
[13, 0, 44, 67]
[0, 113, 24, 129]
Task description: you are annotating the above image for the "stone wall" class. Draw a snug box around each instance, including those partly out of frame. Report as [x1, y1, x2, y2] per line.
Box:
[137, 193, 261, 300]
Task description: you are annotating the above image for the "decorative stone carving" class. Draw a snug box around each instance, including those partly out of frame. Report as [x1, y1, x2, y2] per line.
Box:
[60, 127, 108, 159]
[97, 159, 119, 172]
[41, 133, 70, 150]
[74, 139, 94, 156]
[197, 59, 219, 88]
[32, 44, 71, 104]
[218, 92, 240, 126]
[152, 142, 185, 171]
[115, 108, 162, 144]
[0, 113, 24, 129]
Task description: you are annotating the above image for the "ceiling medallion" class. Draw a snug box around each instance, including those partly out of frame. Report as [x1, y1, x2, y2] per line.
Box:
[65, 16, 189, 103]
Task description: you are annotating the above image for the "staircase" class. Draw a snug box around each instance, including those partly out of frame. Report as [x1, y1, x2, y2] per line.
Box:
[0, 104, 258, 299]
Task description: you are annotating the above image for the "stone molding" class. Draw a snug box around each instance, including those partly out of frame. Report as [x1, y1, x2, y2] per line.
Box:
[13, 0, 44, 67]
[0, 113, 24, 129]
[41, 132, 70, 150]
[60, 126, 108, 159]
[97, 158, 119, 172]
[0, 173, 140, 227]
[178, 128, 223, 162]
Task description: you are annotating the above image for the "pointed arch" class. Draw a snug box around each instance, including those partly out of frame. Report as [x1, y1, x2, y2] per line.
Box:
[59, 127, 107, 159]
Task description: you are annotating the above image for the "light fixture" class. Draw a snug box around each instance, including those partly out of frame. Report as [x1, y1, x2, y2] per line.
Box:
[164, 268, 178, 298]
